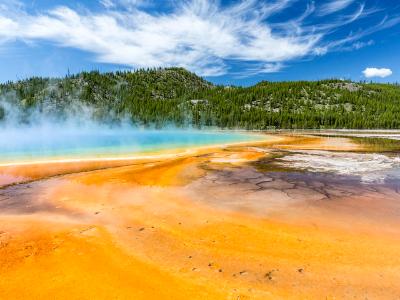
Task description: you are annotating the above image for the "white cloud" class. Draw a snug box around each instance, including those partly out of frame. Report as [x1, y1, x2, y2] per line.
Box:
[116, 0, 149, 10]
[351, 40, 374, 50]
[363, 67, 393, 78]
[100, 0, 115, 9]
[319, 0, 355, 16]
[262, 63, 284, 73]
[0, 0, 398, 76]
[0, 1, 321, 76]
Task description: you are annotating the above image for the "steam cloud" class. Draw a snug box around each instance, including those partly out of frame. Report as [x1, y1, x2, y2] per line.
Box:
[0, 95, 138, 162]
[0, 95, 251, 164]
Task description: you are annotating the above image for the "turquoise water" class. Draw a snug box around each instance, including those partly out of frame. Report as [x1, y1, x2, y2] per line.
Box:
[0, 128, 264, 164]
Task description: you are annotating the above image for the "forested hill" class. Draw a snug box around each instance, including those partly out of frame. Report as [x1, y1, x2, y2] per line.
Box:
[1, 67, 399, 129]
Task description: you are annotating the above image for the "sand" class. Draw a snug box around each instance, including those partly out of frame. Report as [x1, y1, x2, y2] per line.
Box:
[1, 134, 399, 299]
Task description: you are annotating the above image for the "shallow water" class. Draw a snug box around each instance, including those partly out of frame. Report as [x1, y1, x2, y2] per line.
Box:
[0, 127, 263, 164]
[278, 150, 400, 183]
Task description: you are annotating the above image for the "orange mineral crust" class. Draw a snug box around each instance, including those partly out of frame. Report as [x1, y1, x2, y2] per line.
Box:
[1, 134, 399, 299]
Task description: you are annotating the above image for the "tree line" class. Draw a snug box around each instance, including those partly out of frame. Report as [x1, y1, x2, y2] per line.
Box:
[1, 67, 399, 129]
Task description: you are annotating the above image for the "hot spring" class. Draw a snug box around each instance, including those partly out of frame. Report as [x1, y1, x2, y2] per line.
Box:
[0, 126, 264, 165]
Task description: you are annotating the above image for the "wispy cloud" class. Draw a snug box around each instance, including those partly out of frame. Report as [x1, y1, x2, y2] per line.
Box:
[262, 63, 284, 73]
[0, 0, 398, 76]
[363, 67, 392, 78]
[319, 0, 355, 16]
[100, 0, 116, 9]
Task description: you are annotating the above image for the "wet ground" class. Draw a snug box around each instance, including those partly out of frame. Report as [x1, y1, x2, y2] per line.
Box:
[1, 133, 400, 299]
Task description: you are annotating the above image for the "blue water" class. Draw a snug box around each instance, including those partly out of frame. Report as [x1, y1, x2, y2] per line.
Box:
[0, 128, 264, 164]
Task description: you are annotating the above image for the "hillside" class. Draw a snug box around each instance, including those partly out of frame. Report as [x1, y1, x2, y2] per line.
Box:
[1, 67, 400, 129]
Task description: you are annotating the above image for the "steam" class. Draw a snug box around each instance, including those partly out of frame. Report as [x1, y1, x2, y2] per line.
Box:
[0, 89, 127, 128]
[0, 96, 257, 164]
[0, 96, 133, 162]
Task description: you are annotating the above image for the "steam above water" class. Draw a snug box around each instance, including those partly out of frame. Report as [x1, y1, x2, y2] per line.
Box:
[0, 124, 261, 164]
[279, 150, 400, 183]
[0, 98, 261, 164]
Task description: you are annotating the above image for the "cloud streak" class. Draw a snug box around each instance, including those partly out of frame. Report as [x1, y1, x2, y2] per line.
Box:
[319, 0, 355, 16]
[0, 0, 398, 76]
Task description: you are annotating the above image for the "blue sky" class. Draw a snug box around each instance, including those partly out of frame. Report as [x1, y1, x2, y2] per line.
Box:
[0, 0, 399, 86]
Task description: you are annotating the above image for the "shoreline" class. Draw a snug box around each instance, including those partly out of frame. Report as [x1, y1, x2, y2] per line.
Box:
[4, 128, 397, 168]
[0, 134, 285, 187]
[0, 132, 272, 167]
